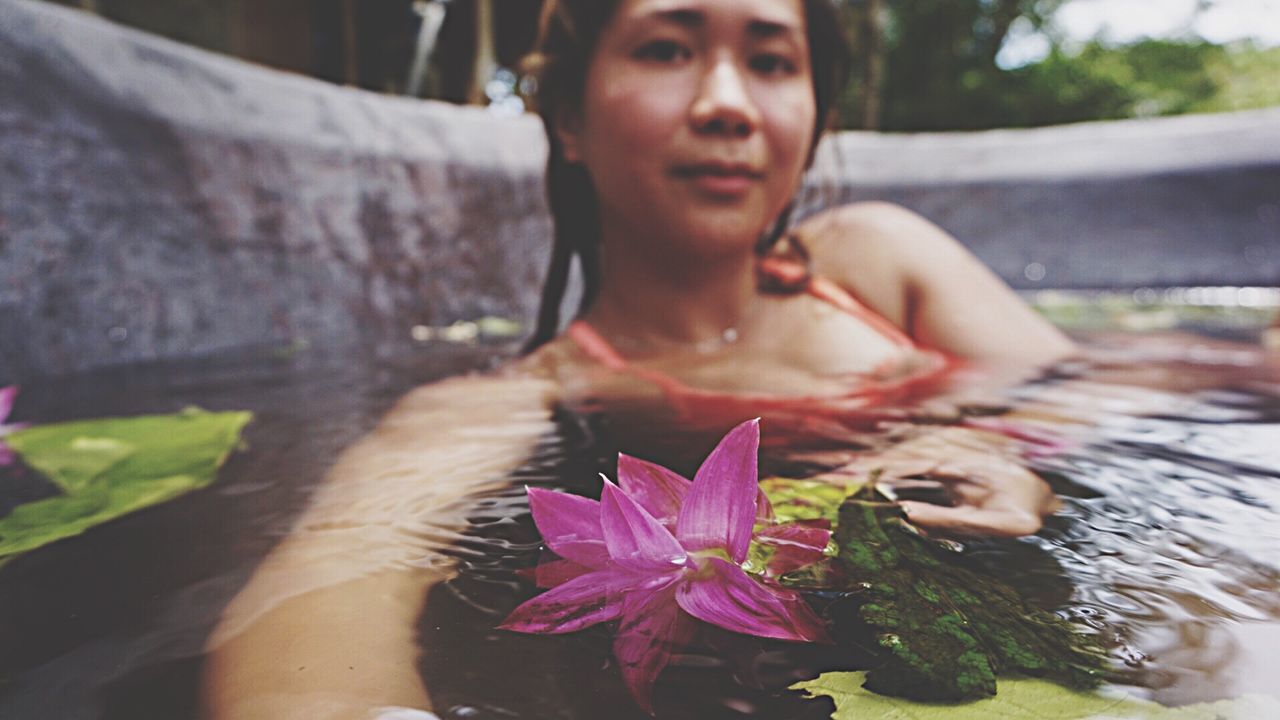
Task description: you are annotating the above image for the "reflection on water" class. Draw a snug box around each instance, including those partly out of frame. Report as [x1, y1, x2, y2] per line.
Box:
[1, 332, 1278, 718]
[0, 342, 505, 719]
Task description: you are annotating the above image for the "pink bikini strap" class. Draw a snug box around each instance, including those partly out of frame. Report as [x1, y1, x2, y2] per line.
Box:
[567, 320, 705, 409]
[805, 277, 916, 350]
[566, 321, 630, 371]
[756, 253, 915, 350]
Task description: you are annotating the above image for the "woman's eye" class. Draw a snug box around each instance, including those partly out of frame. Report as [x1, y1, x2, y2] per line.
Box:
[749, 54, 798, 76]
[634, 40, 691, 63]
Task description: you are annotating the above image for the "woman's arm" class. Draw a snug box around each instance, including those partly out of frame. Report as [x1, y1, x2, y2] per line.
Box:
[799, 201, 1076, 365]
[791, 202, 1075, 536]
[202, 370, 559, 720]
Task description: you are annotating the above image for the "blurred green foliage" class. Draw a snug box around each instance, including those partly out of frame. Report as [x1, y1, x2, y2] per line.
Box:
[844, 0, 1280, 131]
[1193, 45, 1280, 113]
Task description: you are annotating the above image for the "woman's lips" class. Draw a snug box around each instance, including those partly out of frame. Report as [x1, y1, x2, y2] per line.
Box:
[672, 162, 764, 198]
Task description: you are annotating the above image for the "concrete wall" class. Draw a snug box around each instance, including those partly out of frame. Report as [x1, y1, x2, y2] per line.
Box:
[2, 0, 1278, 381]
[1, 0, 550, 381]
[799, 115, 1280, 291]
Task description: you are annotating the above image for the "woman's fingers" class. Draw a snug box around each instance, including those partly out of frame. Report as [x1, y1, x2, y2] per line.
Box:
[892, 464, 1059, 536]
[831, 431, 1060, 538]
[899, 501, 1042, 538]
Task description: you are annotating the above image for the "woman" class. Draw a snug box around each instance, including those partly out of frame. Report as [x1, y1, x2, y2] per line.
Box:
[203, 1, 1071, 716]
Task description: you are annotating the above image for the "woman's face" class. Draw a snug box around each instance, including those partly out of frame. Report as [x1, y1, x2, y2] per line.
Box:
[561, 0, 817, 260]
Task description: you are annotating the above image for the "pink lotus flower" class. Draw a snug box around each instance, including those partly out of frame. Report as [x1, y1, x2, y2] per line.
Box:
[0, 385, 28, 467]
[500, 419, 830, 712]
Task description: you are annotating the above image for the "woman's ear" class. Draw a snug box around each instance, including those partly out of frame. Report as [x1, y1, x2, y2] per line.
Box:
[556, 106, 585, 163]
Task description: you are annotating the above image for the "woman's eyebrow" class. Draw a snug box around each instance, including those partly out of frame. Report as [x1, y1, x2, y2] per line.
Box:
[746, 18, 803, 40]
[641, 8, 803, 39]
[646, 8, 703, 29]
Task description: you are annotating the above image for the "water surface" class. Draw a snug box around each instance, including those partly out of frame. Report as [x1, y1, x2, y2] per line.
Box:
[1, 331, 1278, 719]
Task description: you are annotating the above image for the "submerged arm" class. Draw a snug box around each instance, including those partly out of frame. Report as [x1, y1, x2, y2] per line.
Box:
[202, 370, 558, 720]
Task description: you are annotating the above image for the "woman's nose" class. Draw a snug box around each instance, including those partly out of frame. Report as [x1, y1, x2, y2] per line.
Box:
[689, 59, 761, 138]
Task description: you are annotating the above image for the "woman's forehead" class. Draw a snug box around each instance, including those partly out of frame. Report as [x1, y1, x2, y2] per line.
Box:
[613, 0, 807, 32]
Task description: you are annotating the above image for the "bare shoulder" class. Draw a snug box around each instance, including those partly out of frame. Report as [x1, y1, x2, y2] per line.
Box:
[794, 201, 968, 327]
[798, 201, 968, 272]
[799, 200, 930, 235]
[794, 201, 1074, 362]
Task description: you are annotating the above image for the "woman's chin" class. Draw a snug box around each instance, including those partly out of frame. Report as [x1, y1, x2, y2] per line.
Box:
[662, 215, 773, 258]
[667, 232, 761, 261]
[606, 202, 778, 261]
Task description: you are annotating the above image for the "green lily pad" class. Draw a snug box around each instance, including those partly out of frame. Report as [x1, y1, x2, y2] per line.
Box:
[792, 671, 1280, 719]
[832, 499, 1105, 701]
[1, 408, 252, 560]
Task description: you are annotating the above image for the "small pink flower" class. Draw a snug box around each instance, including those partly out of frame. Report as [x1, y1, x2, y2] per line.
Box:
[500, 419, 830, 712]
[0, 385, 29, 467]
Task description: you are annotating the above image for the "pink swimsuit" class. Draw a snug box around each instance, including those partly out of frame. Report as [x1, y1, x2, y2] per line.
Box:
[564, 259, 961, 448]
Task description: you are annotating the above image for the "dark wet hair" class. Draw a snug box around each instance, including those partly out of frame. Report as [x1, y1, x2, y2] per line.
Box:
[521, 0, 851, 354]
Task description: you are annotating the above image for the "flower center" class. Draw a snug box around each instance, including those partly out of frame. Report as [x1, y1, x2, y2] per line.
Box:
[688, 547, 733, 579]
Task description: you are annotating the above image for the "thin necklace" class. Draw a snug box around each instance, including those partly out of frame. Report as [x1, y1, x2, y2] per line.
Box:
[607, 325, 742, 356]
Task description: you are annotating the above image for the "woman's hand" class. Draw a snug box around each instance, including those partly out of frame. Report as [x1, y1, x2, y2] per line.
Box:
[836, 427, 1060, 538]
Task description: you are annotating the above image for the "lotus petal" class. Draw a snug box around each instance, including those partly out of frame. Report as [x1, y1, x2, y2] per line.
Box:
[676, 557, 829, 643]
[755, 522, 831, 577]
[617, 453, 689, 524]
[613, 577, 695, 713]
[502, 419, 837, 715]
[526, 486, 609, 568]
[755, 486, 775, 523]
[677, 419, 760, 563]
[532, 557, 594, 588]
[500, 566, 639, 634]
[601, 479, 690, 571]
[0, 386, 15, 423]
[0, 385, 24, 466]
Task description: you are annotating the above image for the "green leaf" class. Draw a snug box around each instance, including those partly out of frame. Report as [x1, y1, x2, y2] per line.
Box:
[1, 409, 252, 560]
[6, 435, 135, 494]
[833, 500, 1105, 701]
[792, 671, 1280, 720]
[761, 476, 862, 524]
